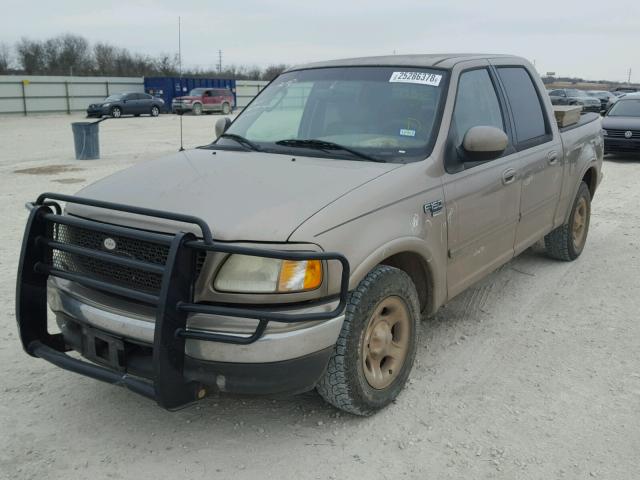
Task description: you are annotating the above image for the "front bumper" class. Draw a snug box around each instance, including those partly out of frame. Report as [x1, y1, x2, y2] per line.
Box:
[86, 106, 108, 117]
[16, 193, 349, 409]
[49, 281, 345, 363]
[172, 102, 193, 113]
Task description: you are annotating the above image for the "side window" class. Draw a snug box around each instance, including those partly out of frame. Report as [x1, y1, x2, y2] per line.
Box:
[496, 67, 549, 146]
[451, 69, 504, 145]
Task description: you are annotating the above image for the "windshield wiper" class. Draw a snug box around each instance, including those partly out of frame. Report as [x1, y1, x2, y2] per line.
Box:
[218, 133, 262, 151]
[275, 139, 385, 162]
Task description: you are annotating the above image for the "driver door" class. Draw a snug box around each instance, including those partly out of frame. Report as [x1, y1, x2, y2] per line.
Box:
[443, 66, 522, 298]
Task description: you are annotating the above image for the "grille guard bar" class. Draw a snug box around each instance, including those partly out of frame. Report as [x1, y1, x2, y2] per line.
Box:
[16, 192, 350, 409]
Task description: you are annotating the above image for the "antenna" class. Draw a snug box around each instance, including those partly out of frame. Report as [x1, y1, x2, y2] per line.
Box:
[178, 16, 184, 152]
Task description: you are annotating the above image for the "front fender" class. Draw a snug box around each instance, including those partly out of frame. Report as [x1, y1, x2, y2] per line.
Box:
[348, 236, 446, 316]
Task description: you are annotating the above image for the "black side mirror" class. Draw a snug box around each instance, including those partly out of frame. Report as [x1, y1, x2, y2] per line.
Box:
[462, 126, 508, 162]
[215, 117, 232, 138]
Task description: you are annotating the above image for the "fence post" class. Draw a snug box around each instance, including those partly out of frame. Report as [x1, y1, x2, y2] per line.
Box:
[64, 81, 71, 114]
[21, 80, 28, 116]
[105, 81, 110, 96]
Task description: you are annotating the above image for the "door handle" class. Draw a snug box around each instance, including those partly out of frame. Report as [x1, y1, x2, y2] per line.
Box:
[502, 168, 517, 185]
[547, 150, 559, 165]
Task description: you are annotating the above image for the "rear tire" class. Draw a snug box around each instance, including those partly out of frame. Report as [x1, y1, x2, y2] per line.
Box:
[545, 181, 591, 261]
[192, 103, 203, 115]
[222, 102, 231, 115]
[316, 265, 420, 416]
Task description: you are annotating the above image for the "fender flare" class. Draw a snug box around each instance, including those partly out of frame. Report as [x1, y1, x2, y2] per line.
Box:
[348, 236, 444, 315]
[563, 158, 599, 224]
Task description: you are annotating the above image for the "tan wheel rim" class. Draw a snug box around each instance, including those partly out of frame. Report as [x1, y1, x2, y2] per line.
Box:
[362, 296, 411, 390]
[572, 197, 588, 250]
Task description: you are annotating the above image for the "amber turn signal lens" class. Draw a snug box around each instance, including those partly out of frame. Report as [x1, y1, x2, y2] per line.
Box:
[277, 260, 323, 292]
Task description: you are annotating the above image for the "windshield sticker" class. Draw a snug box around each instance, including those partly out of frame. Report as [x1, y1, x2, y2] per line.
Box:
[399, 129, 416, 137]
[390, 72, 442, 86]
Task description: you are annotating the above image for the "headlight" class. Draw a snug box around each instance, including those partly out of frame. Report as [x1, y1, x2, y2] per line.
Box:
[102, 103, 111, 107]
[183, 99, 192, 103]
[213, 254, 323, 293]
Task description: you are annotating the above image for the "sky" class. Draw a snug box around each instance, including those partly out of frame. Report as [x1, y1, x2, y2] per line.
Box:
[1, 0, 638, 82]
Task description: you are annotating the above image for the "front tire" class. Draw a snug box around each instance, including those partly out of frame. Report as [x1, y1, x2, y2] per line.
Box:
[150, 105, 160, 117]
[110, 106, 122, 118]
[316, 265, 420, 416]
[192, 103, 203, 115]
[545, 181, 591, 261]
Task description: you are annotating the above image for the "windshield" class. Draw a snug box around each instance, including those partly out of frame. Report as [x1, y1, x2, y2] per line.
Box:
[566, 89, 587, 97]
[104, 94, 124, 101]
[189, 88, 207, 96]
[607, 99, 640, 117]
[219, 66, 448, 162]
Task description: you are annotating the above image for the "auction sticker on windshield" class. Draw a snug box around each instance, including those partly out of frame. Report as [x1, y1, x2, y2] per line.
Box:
[389, 72, 442, 86]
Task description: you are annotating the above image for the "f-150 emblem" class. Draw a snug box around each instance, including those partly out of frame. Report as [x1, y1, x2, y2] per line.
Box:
[424, 200, 444, 216]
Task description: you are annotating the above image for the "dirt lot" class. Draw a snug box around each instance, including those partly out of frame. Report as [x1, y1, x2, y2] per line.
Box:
[1, 113, 639, 480]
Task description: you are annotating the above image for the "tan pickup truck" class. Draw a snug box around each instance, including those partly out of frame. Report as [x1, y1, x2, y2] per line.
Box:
[17, 54, 603, 415]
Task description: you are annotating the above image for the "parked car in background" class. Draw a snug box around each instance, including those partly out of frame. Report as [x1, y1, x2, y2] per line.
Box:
[548, 88, 601, 113]
[602, 93, 640, 154]
[587, 90, 618, 112]
[172, 88, 234, 115]
[87, 93, 164, 118]
[613, 87, 638, 95]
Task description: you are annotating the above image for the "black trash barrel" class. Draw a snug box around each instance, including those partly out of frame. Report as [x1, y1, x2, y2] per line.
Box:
[71, 121, 101, 160]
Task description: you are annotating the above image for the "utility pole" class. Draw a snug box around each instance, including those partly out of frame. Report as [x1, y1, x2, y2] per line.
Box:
[217, 50, 223, 73]
[628, 68, 632, 85]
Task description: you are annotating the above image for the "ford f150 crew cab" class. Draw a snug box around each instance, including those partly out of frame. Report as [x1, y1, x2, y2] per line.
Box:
[17, 54, 603, 415]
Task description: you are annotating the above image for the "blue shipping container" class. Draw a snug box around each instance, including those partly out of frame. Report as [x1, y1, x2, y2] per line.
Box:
[144, 77, 236, 112]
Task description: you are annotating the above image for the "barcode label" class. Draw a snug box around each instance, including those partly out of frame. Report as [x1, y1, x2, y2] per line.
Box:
[389, 72, 442, 86]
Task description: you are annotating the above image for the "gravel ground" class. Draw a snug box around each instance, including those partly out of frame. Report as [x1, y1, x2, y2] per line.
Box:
[1, 113, 639, 479]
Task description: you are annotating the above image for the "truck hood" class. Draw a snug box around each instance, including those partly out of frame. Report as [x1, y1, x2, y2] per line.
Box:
[69, 149, 400, 242]
[602, 116, 640, 130]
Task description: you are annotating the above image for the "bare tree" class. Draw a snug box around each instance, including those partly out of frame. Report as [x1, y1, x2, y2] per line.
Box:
[153, 53, 179, 76]
[16, 38, 46, 74]
[57, 34, 92, 75]
[94, 42, 118, 74]
[262, 64, 288, 81]
[0, 42, 12, 73]
[13, 34, 279, 79]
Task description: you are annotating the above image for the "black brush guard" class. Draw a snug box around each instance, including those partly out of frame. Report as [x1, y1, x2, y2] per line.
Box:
[16, 193, 350, 409]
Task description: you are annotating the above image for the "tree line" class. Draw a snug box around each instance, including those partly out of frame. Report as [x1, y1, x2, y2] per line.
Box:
[0, 34, 287, 80]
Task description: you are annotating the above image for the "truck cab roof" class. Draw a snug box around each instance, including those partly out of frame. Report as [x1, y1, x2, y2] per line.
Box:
[287, 54, 526, 72]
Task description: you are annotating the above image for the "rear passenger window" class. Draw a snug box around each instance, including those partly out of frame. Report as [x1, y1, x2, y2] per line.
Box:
[452, 69, 504, 144]
[497, 67, 549, 146]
